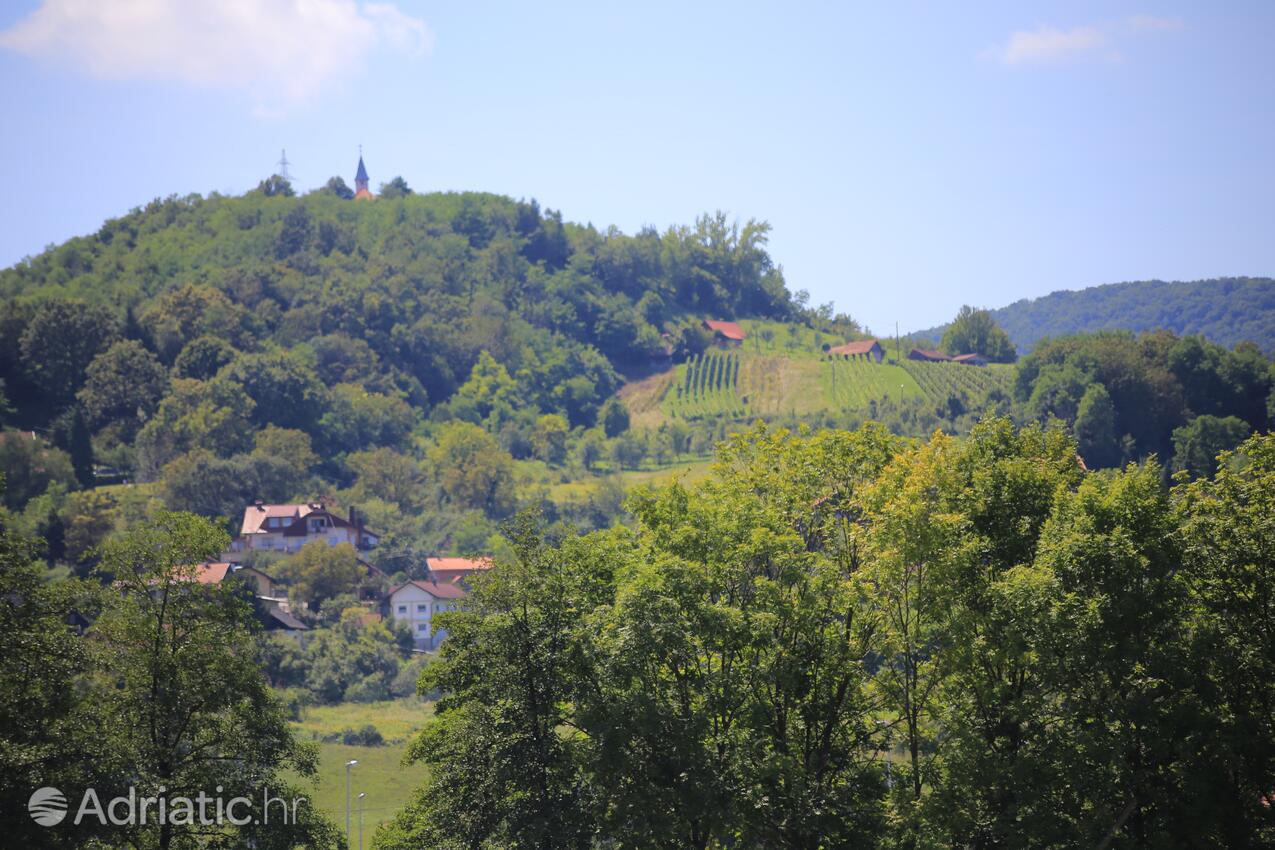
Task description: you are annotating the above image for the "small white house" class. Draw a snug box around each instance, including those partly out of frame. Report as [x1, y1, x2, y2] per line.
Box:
[384, 580, 468, 650]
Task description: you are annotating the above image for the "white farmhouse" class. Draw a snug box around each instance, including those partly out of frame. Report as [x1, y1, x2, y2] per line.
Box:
[383, 580, 468, 650]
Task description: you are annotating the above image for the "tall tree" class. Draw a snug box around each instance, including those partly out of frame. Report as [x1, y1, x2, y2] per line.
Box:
[940, 305, 1017, 362]
[95, 512, 341, 849]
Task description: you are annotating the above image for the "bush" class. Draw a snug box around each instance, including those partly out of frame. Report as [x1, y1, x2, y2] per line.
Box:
[340, 725, 385, 747]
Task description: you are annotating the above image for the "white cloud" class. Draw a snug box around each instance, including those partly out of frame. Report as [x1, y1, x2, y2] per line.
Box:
[989, 15, 1182, 67]
[0, 0, 431, 113]
[998, 25, 1110, 65]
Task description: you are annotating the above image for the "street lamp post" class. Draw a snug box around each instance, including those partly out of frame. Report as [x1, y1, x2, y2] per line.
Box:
[358, 792, 366, 850]
[345, 759, 359, 844]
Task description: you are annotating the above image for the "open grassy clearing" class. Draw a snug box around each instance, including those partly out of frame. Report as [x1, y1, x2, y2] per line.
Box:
[293, 697, 433, 745]
[288, 697, 432, 848]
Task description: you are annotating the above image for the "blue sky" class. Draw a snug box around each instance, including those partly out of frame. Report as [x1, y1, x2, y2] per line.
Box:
[1, 1, 1272, 333]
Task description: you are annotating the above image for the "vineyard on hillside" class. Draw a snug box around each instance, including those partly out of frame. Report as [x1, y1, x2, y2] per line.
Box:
[665, 350, 748, 419]
[654, 347, 1015, 423]
[900, 359, 1015, 401]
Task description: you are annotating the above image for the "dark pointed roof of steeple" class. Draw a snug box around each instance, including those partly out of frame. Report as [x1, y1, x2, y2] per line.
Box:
[355, 156, 369, 182]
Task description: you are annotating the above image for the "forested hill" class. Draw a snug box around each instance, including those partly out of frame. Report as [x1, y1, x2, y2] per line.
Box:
[0, 180, 793, 431]
[916, 277, 1275, 354]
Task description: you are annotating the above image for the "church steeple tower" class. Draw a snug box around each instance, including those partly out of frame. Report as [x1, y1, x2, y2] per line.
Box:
[354, 146, 373, 199]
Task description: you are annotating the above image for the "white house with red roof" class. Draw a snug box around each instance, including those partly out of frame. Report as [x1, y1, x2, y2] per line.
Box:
[384, 580, 468, 650]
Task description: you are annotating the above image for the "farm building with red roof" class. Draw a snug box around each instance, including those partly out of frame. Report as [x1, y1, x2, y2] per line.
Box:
[702, 319, 746, 344]
[828, 339, 884, 362]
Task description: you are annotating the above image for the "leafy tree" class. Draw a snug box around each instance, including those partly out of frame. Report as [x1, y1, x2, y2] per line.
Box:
[256, 173, 295, 197]
[940, 305, 1017, 362]
[60, 488, 117, 565]
[0, 429, 76, 510]
[448, 350, 520, 427]
[1032, 462, 1203, 847]
[377, 515, 597, 850]
[19, 299, 119, 404]
[598, 396, 630, 437]
[319, 383, 415, 452]
[609, 431, 645, 470]
[345, 447, 427, 511]
[576, 426, 606, 471]
[429, 421, 516, 516]
[138, 283, 252, 363]
[276, 540, 365, 614]
[96, 513, 341, 849]
[67, 404, 94, 488]
[1176, 434, 1275, 845]
[1074, 381, 1120, 468]
[77, 339, 169, 433]
[173, 333, 237, 379]
[321, 175, 354, 200]
[275, 203, 314, 258]
[303, 607, 408, 704]
[1170, 414, 1251, 479]
[531, 413, 569, 465]
[0, 520, 111, 849]
[379, 176, 413, 198]
[134, 377, 256, 479]
[219, 350, 329, 433]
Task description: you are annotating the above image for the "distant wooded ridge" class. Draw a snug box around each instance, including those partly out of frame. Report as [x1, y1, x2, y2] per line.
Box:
[912, 277, 1275, 354]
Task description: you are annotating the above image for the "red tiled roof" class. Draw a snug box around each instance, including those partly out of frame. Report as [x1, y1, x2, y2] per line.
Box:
[703, 320, 746, 341]
[240, 503, 315, 535]
[387, 580, 469, 600]
[426, 556, 493, 575]
[192, 563, 233, 584]
[910, 348, 951, 362]
[829, 339, 881, 355]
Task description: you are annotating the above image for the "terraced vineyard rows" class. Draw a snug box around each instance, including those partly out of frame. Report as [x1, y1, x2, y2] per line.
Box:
[665, 350, 748, 419]
[900, 360, 1015, 400]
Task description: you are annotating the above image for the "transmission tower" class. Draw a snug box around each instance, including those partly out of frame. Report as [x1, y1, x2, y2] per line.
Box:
[276, 149, 295, 182]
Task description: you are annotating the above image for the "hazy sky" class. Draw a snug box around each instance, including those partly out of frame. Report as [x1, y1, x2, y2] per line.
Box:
[1, 1, 1272, 332]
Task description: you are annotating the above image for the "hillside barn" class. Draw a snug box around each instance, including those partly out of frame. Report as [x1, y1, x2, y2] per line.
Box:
[702, 319, 746, 345]
[908, 348, 952, 363]
[828, 339, 885, 362]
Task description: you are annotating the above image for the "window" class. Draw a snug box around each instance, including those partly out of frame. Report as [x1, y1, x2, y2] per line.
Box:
[397, 605, 406, 614]
[417, 604, 428, 613]
[417, 623, 429, 633]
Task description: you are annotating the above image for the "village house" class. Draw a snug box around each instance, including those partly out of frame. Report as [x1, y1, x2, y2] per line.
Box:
[383, 580, 468, 650]
[828, 339, 885, 362]
[908, 348, 952, 363]
[425, 556, 493, 586]
[189, 562, 309, 636]
[224, 502, 379, 557]
[702, 319, 746, 345]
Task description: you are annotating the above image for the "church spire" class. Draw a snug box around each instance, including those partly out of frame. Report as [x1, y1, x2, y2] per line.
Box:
[354, 146, 372, 199]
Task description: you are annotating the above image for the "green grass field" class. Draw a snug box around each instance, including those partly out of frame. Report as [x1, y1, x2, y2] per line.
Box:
[288, 698, 432, 848]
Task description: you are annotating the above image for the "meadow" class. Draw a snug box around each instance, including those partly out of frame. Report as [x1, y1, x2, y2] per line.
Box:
[289, 698, 432, 849]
